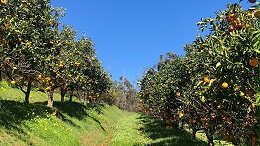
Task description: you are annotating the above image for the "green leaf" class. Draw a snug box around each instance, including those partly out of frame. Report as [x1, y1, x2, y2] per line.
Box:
[216, 62, 221, 68]
[254, 48, 259, 53]
[0, 46, 4, 54]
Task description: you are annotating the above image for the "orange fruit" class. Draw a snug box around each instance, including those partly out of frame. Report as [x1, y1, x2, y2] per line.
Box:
[236, 22, 244, 29]
[179, 113, 184, 118]
[248, 0, 256, 3]
[18, 37, 22, 42]
[203, 77, 211, 83]
[249, 57, 258, 67]
[0, 0, 6, 5]
[254, 9, 259, 18]
[246, 90, 253, 97]
[45, 77, 51, 82]
[221, 82, 228, 89]
[59, 63, 64, 67]
[45, 86, 51, 91]
[10, 80, 16, 85]
[0, 38, 6, 45]
[226, 14, 235, 22]
[37, 74, 42, 79]
[239, 91, 245, 97]
[176, 92, 181, 97]
[228, 25, 235, 32]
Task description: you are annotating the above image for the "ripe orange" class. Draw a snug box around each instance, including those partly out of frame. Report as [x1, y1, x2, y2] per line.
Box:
[45, 77, 51, 82]
[234, 86, 240, 91]
[176, 92, 181, 97]
[254, 9, 259, 18]
[10, 80, 16, 85]
[236, 22, 244, 29]
[0, 0, 6, 5]
[246, 90, 253, 97]
[45, 86, 51, 91]
[228, 25, 235, 32]
[239, 91, 245, 97]
[179, 113, 184, 118]
[0, 38, 6, 45]
[249, 57, 258, 67]
[74, 62, 80, 66]
[248, 0, 256, 3]
[221, 82, 228, 89]
[18, 37, 22, 42]
[59, 63, 64, 67]
[226, 14, 235, 22]
[203, 77, 210, 83]
[37, 74, 42, 79]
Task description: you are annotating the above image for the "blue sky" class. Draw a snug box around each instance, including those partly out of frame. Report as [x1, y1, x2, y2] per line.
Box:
[51, 0, 252, 86]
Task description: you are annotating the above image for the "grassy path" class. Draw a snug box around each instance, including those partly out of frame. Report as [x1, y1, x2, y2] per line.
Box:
[110, 112, 149, 146]
[109, 112, 208, 146]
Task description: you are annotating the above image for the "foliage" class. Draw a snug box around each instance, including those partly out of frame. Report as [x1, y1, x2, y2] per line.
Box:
[0, 0, 112, 106]
[138, 2, 259, 146]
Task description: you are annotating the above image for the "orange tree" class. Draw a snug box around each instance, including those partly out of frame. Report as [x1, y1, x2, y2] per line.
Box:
[180, 3, 258, 146]
[138, 2, 259, 146]
[36, 24, 112, 107]
[137, 54, 186, 128]
[193, 3, 258, 145]
[36, 25, 85, 107]
[0, 0, 63, 104]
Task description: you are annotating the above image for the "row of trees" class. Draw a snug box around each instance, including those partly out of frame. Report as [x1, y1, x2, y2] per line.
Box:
[137, 2, 258, 146]
[0, 0, 112, 107]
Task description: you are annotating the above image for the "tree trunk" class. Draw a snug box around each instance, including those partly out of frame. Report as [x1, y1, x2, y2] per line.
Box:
[0, 70, 2, 81]
[83, 92, 87, 105]
[47, 90, 54, 108]
[69, 94, 73, 102]
[24, 81, 32, 105]
[60, 87, 66, 102]
[205, 129, 214, 146]
[192, 128, 199, 139]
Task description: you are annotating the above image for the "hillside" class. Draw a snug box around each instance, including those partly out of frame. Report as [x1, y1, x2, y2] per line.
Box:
[0, 81, 232, 146]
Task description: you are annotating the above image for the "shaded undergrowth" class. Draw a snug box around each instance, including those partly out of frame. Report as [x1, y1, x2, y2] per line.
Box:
[137, 115, 208, 146]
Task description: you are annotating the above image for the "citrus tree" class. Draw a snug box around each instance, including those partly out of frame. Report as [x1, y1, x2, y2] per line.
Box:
[0, 0, 63, 104]
[138, 2, 259, 146]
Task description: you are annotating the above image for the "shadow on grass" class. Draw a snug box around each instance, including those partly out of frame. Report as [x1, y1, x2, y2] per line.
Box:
[0, 100, 107, 132]
[53, 101, 106, 131]
[137, 115, 208, 146]
[0, 100, 53, 128]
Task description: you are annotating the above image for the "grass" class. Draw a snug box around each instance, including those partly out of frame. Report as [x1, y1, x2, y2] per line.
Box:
[0, 81, 233, 146]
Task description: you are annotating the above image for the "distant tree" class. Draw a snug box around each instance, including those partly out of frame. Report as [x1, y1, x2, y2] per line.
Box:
[116, 76, 137, 111]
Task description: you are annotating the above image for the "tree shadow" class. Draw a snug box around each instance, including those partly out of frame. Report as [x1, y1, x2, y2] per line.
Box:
[0, 100, 53, 128]
[137, 115, 208, 146]
[0, 99, 108, 133]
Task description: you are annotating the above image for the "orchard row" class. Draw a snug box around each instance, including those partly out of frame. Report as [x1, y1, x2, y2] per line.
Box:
[137, 3, 259, 146]
[0, 0, 113, 107]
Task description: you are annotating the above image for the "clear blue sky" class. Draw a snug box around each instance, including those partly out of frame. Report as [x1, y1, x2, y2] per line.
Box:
[51, 0, 252, 86]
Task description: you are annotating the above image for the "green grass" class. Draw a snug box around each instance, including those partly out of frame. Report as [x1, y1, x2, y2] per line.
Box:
[0, 81, 233, 146]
